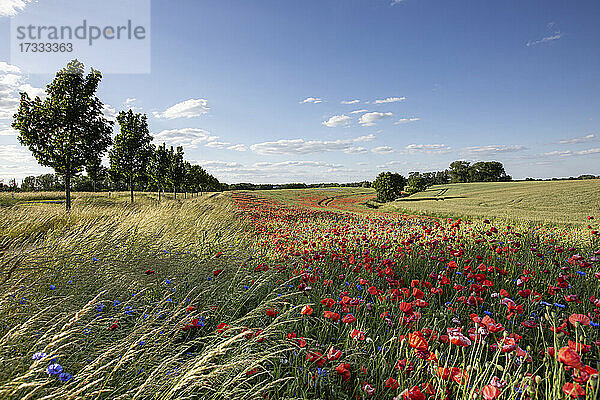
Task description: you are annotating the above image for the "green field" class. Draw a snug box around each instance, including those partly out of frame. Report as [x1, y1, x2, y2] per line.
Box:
[375, 180, 600, 226]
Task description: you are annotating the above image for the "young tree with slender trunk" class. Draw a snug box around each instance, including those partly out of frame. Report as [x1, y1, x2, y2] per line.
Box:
[150, 143, 170, 202]
[167, 146, 185, 200]
[109, 110, 153, 203]
[12, 59, 113, 211]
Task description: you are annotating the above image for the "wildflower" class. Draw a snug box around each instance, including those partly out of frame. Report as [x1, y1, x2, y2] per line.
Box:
[47, 363, 63, 375]
[58, 372, 73, 382]
[301, 305, 313, 315]
[32, 352, 47, 360]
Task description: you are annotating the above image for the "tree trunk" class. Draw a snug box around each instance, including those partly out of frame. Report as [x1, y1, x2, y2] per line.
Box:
[130, 177, 134, 203]
[92, 180, 96, 192]
[174, 186, 176, 200]
[158, 187, 161, 202]
[65, 173, 71, 211]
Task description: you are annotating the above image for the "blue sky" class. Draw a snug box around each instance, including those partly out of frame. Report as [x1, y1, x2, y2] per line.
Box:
[1, 0, 599, 183]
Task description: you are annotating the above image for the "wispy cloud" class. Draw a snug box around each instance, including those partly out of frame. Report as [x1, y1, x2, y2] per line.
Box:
[300, 97, 323, 104]
[152, 99, 209, 119]
[374, 97, 406, 104]
[461, 144, 525, 156]
[526, 32, 563, 47]
[154, 128, 218, 148]
[557, 134, 596, 145]
[406, 144, 451, 154]
[250, 134, 375, 155]
[394, 117, 420, 124]
[371, 146, 395, 154]
[341, 99, 360, 104]
[350, 109, 368, 114]
[322, 114, 352, 127]
[544, 148, 600, 157]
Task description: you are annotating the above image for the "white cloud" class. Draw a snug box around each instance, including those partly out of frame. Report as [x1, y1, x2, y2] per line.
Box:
[544, 148, 600, 157]
[344, 146, 368, 154]
[374, 97, 406, 104]
[526, 32, 563, 47]
[124, 98, 137, 105]
[250, 134, 374, 155]
[359, 112, 393, 126]
[376, 160, 407, 168]
[341, 99, 360, 104]
[390, 0, 404, 5]
[154, 128, 218, 148]
[205, 141, 231, 149]
[0, 62, 21, 74]
[0, 0, 33, 17]
[350, 109, 368, 114]
[227, 144, 247, 152]
[354, 134, 376, 142]
[394, 117, 420, 124]
[0, 127, 17, 136]
[300, 97, 323, 104]
[371, 146, 395, 154]
[152, 99, 209, 119]
[102, 104, 117, 121]
[557, 134, 596, 145]
[0, 63, 44, 120]
[461, 145, 525, 156]
[406, 143, 451, 154]
[18, 83, 45, 99]
[322, 114, 351, 127]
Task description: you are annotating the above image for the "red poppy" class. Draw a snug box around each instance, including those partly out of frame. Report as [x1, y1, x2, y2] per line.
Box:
[300, 305, 313, 315]
[266, 307, 278, 317]
[568, 340, 591, 354]
[306, 351, 326, 367]
[408, 332, 428, 351]
[109, 321, 119, 330]
[327, 346, 342, 361]
[568, 314, 590, 326]
[186, 305, 196, 312]
[384, 377, 399, 390]
[401, 386, 425, 400]
[562, 382, 585, 398]
[216, 322, 229, 333]
[320, 298, 335, 308]
[350, 329, 366, 341]
[482, 385, 501, 400]
[144, 270, 155, 275]
[323, 311, 341, 321]
[558, 346, 583, 369]
[342, 314, 356, 323]
[213, 269, 223, 276]
[336, 363, 351, 381]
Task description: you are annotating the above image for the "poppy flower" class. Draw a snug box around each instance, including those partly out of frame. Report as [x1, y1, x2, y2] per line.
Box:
[336, 363, 351, 381]
[266, 307, 278, 317]
[186, 305, 196, 312]
[320, 298, 335, 308]
[568, 314, 590, 326]
[300, 305, 313, 315]
[327, 346, 342, 361]
[568, 340, 591, 354]
[213, 269, 223, 276]
[216, 323, 229, 333]
[558, 346, 583, 369]
[323, 311, 340, 321]
[384, 377, 399, 390]
[144, 270, 155, 275]
[401, 386, 425, 400]
[109, 321, 119, 330]
[342, 314, 356, 323]
[350, 329, 366, 341]
[562, 382, 585, 398]
[408, 332, 428, 351]
[306, 351, 326, 367]
[482, 385, 501, 400]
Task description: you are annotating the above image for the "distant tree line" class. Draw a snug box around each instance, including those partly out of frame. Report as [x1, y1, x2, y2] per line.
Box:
[373, 160, 513, 202]
[10, 59, 220, 209]
[224, 181, 372, 191]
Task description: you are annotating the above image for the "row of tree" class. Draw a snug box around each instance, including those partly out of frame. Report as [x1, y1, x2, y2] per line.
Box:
[373, 160, 512, 202]
[11, 59, 219, 209]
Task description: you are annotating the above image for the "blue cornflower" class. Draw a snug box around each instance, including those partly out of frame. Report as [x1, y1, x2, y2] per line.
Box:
[92, 257, 98, 262]
[540, 301, 552, 307]
[554, 303, 566, 309]
[165, 278, 172, 284]
[207, 277, 212, 281]
[32, 352, 47, 360]
[483, 311, 492, 315]
[47, 363, 63, 375]
[124, 306, 134, 315]
[113, 300, 121, 306]
[356, 284, 363, 290]
[139, 341, 146, 346]
[58, 372, 73, 382]
[67, 280, 73, 284]
[49, 284, 56, 290]
[243, 285, 250, 290]
[576, 271, 585, 276]
[590, 321, 599, 327]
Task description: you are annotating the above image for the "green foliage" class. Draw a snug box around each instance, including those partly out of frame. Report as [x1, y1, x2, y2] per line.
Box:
[449, 161, 511, 183]
[372, 171, 406, 202]
[12, 59, 113, 210]
[167, 145, 185, 198]
[109, 110, 153, 203]
[449, 160, 471, 183]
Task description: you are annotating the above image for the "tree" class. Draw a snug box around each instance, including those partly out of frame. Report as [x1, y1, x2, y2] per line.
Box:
[149, 143, 170, 202]
[448, 161, 471, 183]
[22, 176, 36, 191]
[12, 59, 113, 210]
[109, 110, 153, 203]
[167, 146, 185, 199]
[372, 172, 406, 202]
[405, 172, 430, 194]
[86, 156, 107, 192]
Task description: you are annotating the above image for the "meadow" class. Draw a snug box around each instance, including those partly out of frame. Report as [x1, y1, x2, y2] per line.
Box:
[0, 184, 599, 400]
